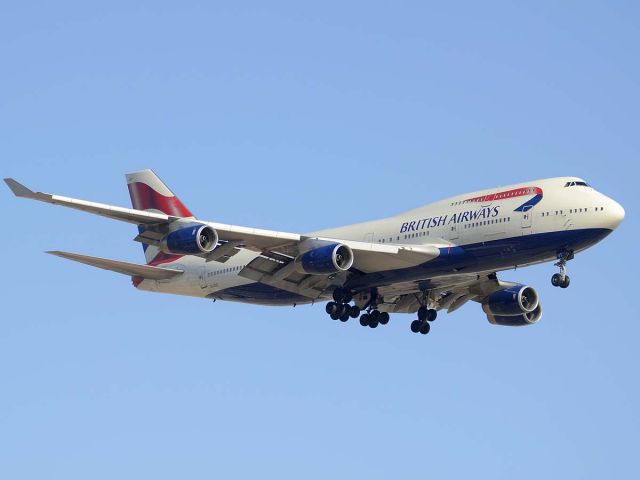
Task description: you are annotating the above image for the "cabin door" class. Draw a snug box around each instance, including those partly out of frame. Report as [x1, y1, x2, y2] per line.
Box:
[521, 205, 533, 230]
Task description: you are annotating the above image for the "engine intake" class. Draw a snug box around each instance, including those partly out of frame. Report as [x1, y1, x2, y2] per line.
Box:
[160, 224, 218, 255]
[487, 304, 543, 326]
[482, 285, 539, 316]
[295, 243, 354, 275]
[482, 284, 542, 327]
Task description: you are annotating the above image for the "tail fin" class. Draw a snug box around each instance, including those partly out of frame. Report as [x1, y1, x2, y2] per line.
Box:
[126, 169, 193, 217]
[126, 169, 193, 264]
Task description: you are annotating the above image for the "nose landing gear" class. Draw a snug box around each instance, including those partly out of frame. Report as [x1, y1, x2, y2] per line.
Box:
[551, 250, 574, 289]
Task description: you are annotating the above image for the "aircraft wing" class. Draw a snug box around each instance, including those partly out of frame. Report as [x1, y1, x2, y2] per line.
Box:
[5, 177, 444, 295]
[374, 272, 524, 315]
[4, 178, 177, 225]
[236, 238, 443, 300]
[47, 250, 184, 279]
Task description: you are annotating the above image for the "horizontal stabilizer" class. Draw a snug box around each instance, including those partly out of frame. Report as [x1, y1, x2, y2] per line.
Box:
[47, 251, 184, 280]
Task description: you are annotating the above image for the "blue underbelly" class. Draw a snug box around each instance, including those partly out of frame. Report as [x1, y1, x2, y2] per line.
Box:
[214, 228, 611, 305]
[346, 227, 612, 290]
[210, 282, 311, 306]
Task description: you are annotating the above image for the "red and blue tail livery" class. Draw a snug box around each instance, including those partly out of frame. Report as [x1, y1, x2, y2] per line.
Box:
[126, 170, 193, 265]
[5, 172, 624, 337]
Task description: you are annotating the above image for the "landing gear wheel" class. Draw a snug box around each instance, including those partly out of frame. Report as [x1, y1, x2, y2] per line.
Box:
[418, 306, 429, 321]
[427, 309, 437, 322]
[349, 305, 361, 318]
[325, 301, 338, 315]
[330, 312, 340, 320]
[553, 250, 574, 289]
[332, 288, 345, 303]
[342, 291, 353, 304]
[359, 314, 370, 327]
[410, 320, 421, 333]
[419, 321, 431, 335]
[379, 312, 390, 325]
[368, 317, 379, 328]
[339, 309, 350, 322]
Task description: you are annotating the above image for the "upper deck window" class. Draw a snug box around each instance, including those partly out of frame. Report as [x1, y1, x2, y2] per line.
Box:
[564, 181, 590, 187]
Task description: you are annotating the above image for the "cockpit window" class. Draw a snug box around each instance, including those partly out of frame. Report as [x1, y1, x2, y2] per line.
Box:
[564, 181, 590, 187]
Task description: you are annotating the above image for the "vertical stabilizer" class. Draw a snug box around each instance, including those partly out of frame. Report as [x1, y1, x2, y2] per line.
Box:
[126, 169, 193, 264]
[126, 169, 193, 217]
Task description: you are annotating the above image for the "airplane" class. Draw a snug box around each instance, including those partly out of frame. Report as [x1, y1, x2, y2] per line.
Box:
[4, 171, 624, 335]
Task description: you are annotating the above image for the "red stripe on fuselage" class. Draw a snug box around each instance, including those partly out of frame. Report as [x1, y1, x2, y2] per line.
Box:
[127, 182, 193, 217]
[463, 186, 543, 203]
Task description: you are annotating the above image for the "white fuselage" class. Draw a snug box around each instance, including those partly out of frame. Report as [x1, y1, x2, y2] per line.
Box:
[137, 176, 624, 304]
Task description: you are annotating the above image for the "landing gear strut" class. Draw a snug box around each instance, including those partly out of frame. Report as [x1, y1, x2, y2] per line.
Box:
[551, 250, 573, 289]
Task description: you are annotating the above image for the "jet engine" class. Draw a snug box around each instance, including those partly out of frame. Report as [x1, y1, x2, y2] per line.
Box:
[295, 242, 354, 275]
[482, 285, 543, 326]
[159, 224, 218, 255]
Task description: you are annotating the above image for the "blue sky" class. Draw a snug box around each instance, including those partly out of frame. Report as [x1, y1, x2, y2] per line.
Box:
[1, 1, 638, 478]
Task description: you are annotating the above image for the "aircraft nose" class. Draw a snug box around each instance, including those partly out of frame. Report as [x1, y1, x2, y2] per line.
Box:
[606, 198, 625, 230]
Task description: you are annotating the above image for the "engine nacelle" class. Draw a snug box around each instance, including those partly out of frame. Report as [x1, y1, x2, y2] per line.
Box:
[295, 243, 354, 275]
[482, 284, 542, 327]
[159, 224, 218, 255]
[487, 304, 543, 326]
[482, 285, 539, 316]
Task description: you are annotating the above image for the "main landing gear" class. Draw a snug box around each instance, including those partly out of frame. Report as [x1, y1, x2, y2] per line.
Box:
[551, 250, 574, 289]
[410, 305, 437, 335]
[325, 287, 390, 329]
[359, 309, 390, 329]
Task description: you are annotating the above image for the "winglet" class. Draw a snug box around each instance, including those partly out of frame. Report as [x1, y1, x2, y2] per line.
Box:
[4, 178, 36, 198]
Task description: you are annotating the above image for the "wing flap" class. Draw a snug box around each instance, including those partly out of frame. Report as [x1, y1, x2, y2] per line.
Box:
[239, 256, 328, 299]
[47, 251, 183, 280]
